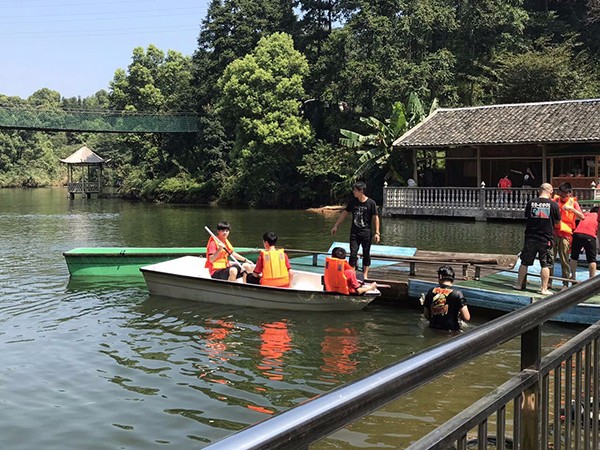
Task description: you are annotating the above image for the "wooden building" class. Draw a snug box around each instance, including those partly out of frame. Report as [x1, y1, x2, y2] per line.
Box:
[384, 99, 600, 219]
[60, 146, 107, 199]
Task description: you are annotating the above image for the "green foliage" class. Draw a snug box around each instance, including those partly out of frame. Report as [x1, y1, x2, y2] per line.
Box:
[339, 93, 437, 183]
[217, 32, 313, 207]
[491, 40, 600, 103]
[298, 139, 356, 204]
[193, 0, 298, 108]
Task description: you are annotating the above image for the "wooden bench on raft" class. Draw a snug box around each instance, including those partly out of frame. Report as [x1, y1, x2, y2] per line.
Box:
[286, 247, 521, 282]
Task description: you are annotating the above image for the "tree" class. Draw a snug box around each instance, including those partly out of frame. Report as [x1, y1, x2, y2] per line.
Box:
[339, 93, 438, 183]
[193, 0, 298, 109]
[452, 0, 529, 105]
[217, 32, 312, 207]
[28, 88, 61, 109]
[491, 40, 600, 103]
[107, 45, 196, 199]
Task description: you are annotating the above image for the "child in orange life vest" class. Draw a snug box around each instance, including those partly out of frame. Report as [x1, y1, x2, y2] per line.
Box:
[569, 206, 599, 281]
[205, 221, 254, 282]
[248, 231, 294, 287]
[324, 247, 377, 295]
[551, 182, 585, 289]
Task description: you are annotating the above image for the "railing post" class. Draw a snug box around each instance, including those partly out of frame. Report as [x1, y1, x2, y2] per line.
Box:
[382, 182, 388, 217]
[521, 325, 542, 450]
[478, 182, 486, 220]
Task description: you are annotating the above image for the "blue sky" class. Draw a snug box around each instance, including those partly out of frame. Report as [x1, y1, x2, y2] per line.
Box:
[2, 0, 209, 99]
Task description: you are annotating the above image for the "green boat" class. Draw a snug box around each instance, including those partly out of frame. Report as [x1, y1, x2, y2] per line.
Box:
[64, 247, 261, 277]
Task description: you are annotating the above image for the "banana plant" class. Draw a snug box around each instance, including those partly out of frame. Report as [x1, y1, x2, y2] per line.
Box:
[340, 93, 438, 182]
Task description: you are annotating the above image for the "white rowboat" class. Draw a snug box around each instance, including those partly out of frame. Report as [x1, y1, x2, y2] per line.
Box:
[140, 256, 379, 311]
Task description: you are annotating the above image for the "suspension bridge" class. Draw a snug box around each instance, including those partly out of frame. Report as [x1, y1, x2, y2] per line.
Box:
[0, 105, 199, 133]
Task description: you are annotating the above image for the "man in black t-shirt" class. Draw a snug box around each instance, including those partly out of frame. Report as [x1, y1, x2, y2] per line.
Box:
[331, 181, 380, 278]
[514, 183, 561, 295]
[423, 265, 470, 332]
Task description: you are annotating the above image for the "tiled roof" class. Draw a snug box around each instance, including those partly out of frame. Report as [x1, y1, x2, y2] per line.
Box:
[60, 145, 106, 164]
[393, 99, 600, 148]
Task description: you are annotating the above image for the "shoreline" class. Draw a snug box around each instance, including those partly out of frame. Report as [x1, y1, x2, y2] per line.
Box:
[306, 205, 345, 213]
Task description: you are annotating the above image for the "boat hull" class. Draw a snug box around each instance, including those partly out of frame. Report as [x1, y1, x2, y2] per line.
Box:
[141, 256, 377, 311]
[64, 247, 260, 277]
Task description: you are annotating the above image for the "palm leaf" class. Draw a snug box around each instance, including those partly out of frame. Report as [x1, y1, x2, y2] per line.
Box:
[339, 128, 369, 148]
[388, 101, 407, 136]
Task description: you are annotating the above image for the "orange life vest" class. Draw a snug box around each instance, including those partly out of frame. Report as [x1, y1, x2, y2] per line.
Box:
[260, 249, 290, 287]
[205, 236, 234, 271]
[553, 195, 577, 235]
[324, 257, 352, 295]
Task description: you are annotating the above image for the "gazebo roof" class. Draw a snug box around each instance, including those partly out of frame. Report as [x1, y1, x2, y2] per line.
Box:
[393, 98, 600, 148]
[60, 145, 107, 164]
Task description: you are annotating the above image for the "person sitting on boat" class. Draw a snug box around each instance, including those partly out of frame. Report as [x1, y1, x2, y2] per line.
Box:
[205, 221, 254, 282]
[569, 206, 599, 281]
[247, 231, 294, 287]
[423, 265, 470, 332]
[324, 247, 377, 295]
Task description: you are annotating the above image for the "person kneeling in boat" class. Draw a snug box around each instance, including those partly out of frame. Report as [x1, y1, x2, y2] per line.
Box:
[247, 231, 294, 287]
[423, 265, 470, 332]
[324, 247, 377, 295]
[206, 221, 254, 282]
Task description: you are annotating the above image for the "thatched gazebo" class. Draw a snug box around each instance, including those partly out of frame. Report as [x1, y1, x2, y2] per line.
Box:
[60, 146, 107, 199]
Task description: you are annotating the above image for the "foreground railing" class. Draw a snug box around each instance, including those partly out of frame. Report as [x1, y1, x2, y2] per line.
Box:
[206, 276, 600, 450]
[382, 186, 598, 219]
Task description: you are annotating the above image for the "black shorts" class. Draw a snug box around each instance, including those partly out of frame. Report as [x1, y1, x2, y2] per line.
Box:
[520, 239, 553, 268]
[570, 233, 598, 263]
[211, 264, 243, 280]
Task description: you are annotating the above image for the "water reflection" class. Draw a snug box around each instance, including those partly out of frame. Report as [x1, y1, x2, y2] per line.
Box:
[198, 318, 236, 384]
[382, 218, 524, 254]
[320, 326, 359, 377]
[257, 321, 291, 381]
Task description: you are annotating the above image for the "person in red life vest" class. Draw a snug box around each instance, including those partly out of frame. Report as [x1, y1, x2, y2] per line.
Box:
[551, 182, 585, 289]
[205, 221, 254, 282]
[248, 231, 294, 287]
[569, 206, 599, 281]
[497, 174, 512, 206]
[423, 265, 470, 332]
[324, 247, 377, 295]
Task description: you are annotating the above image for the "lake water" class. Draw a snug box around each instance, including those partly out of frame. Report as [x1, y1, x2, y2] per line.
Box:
[0, 188, 578, 449]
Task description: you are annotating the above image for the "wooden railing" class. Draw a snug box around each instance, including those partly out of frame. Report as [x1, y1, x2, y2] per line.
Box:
[67, 182, 101, 193]
[382, 186, 599, 220]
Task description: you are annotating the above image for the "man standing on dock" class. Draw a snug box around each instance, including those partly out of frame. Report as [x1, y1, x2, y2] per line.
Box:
[331, 181, 380, 279]
[514, 183, 561, 295]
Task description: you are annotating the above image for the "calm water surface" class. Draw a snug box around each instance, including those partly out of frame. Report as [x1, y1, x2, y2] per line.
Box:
[0, 189, 577, 449]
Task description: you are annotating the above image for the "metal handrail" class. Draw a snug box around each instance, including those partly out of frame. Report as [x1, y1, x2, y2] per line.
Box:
[206, 275, 600, 450]
[407, 321, 600, 449]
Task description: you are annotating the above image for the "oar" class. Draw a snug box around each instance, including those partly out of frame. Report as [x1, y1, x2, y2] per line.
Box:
[204, 225, 242, 266]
